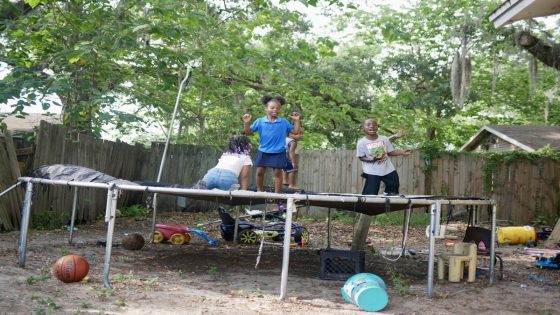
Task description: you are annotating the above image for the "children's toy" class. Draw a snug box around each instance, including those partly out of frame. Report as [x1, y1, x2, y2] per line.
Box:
[218, 207, 309, 246]
[535, 254, 560, 269]
[154, 223, 217, 247]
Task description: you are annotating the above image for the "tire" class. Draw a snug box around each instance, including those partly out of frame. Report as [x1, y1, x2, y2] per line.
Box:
[294, 228, 309, 246]
[239, 229, 258, 244]
[153, 230, 164, 243]
[170, 233, 190, 245]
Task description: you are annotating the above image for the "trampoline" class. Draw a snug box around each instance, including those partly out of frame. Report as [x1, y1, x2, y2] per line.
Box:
[13, 166, 497, 300]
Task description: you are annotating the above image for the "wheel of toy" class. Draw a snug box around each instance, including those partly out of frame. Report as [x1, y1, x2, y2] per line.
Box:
[170, 233, 188, 245]
[294, 228, 310, 246]
[153, 230, 164, 243]
[183, 233, 191, 244]
[239, 229, 258, 244]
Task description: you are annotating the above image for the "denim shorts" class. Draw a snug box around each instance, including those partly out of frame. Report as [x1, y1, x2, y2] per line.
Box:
[202, 168, 238, 190]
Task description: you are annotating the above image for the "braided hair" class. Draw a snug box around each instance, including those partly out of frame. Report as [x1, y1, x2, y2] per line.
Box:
[225, 135, 252, 155]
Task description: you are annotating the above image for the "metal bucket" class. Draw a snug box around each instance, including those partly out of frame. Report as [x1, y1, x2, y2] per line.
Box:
[341, 273, 388, 312]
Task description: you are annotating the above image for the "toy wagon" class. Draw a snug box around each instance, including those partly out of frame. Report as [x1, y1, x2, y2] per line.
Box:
[153, 223, 217, 247]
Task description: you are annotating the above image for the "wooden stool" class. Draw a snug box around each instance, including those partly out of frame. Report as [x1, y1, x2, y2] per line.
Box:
[438, 242, 477, 282]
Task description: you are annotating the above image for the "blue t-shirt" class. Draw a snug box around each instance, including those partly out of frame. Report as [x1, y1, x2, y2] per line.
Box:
[250, 117, 294, 153]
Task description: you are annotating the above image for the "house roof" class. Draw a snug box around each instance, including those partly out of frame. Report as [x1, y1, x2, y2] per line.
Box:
[489, 0, 560, 28]
[1, 113, 62, 132]
[460, 125, 560, 152]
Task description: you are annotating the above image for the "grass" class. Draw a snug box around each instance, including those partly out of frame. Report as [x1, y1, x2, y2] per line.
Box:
[112, 271, 135, 283]
[386, 268, 412, 296]
[319, 210, 429, 227]
[330, 211, 357, 225]
[207, 265, 219, 277]
[373, 211, 429, 227]
[92, 286, 116, 301]
[143, 277, 159, 286]
[113, 299, 126, 307]
[26, 266, 52, 285]
[33, 297, 61, 314]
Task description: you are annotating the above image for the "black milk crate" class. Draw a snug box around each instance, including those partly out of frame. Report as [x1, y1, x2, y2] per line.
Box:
[320, 249, 365, 280]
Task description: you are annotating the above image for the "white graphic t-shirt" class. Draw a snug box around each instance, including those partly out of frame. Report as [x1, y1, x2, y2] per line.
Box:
[356, 136, 395, 176]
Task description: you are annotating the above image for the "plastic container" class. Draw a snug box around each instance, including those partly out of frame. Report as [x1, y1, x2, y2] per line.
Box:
[497, 226, 536, 245]
[341, 273, 388, 312]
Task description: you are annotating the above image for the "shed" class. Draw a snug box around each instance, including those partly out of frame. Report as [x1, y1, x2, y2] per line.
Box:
[460, 125, 560, 152]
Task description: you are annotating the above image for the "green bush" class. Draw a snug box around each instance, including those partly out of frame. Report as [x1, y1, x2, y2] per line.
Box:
[32, 209, 68, 230]
[119, 204, 149, 218]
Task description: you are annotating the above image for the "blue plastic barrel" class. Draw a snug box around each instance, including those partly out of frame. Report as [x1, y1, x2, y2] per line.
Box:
[341, 273, 388, 312]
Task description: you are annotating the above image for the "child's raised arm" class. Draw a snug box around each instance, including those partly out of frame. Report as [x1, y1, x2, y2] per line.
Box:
[289, 112, 301, 135]
[242, 114, 253, 135]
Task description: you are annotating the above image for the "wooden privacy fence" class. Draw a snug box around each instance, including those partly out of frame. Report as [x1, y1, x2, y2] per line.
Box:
[0, 130, 23, 231]
[298, 150, 559, 225]
[1, 122, 558, 230]
[32, 122, 148, 226]
[29, 122, 224, 229]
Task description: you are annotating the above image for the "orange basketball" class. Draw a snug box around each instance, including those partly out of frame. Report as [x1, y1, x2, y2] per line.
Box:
[51, 254, 89, 283]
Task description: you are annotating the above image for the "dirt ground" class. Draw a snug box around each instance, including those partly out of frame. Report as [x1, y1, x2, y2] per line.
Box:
[0, 210, 559, 315]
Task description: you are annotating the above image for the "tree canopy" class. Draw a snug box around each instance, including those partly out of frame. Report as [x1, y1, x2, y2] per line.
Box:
[1, 0, 559, 150]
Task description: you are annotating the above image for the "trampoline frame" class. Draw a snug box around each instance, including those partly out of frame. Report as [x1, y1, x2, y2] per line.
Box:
[15, 176, 497, 299]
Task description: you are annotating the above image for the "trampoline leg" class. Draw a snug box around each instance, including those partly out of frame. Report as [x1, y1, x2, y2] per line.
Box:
[233, 206, 240, 244]
[489, 204, 497, 286]
[327, 208, 332, 250]
[427, 202, 438, 298]
[279, 197, 294, 300]
[150, 193, 158, 243]
[18, 182, 33, 268]
[68, 186, 78, 244]
[102, 186, 119, 289]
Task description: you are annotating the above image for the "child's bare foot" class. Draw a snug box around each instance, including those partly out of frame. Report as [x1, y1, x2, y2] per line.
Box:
[288, 185, 302, 190]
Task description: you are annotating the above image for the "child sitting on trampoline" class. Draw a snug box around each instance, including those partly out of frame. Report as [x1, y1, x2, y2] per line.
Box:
[196, 135, 253, 191]
[356, 118, 412, 195]
[242, 95, 301, 193]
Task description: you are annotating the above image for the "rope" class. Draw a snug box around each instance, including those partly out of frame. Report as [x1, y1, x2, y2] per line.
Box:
[378, 199, 412, 262]
[446, 204, 454, 225]
[254, 199, 271, 269]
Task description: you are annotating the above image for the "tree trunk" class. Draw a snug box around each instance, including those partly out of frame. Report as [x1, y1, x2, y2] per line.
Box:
[515, 31, 560, 71]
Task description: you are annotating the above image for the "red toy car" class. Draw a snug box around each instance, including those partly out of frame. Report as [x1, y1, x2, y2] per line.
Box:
[153, 223, 191, 245]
